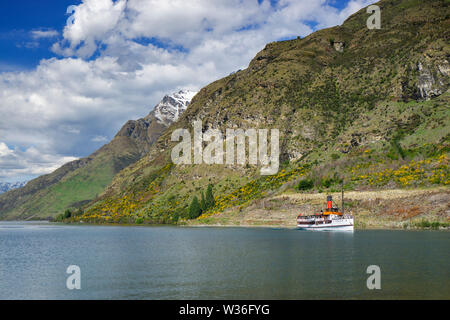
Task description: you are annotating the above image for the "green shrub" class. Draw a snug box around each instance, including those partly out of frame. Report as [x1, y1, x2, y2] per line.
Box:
[297, 179, 314, 190]
[431, 222, 440, 229]
[418, 219, 431, 228]
[63, 209, 72, 219]
[331, 153, 340, 160]
[135, 217, 144, 224]
[321, 178, 333, 188]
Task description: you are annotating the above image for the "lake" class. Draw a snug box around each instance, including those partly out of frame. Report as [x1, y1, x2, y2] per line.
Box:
[0, 221, 448, 299]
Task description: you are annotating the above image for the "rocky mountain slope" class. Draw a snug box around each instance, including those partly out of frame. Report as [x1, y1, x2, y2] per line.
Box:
[73, 0, 449, 226]
[115, 90, 197, 152]
[153, 90, 197, 126]
[0, 181, 27, 194]
[0, 90, 196, 219]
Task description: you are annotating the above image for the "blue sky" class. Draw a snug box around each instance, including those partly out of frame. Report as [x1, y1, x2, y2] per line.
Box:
[0, 0, 81, 71]
[0, 0, 373, 182]
[1, 0, 356, 71]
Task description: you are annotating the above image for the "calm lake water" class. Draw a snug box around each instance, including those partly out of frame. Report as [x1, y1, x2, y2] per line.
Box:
[0, 221, 448, 299]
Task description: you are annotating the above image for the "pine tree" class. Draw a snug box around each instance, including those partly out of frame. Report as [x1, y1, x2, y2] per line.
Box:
[188, 196, 202, 219]
[205, 184, 215, 209]
[200, 192, 207, 212]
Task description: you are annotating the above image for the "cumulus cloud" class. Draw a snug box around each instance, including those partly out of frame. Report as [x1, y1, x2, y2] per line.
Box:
[0, 142, 77, 181]
[52, 0, 127, 58]
[0, 0, 374, 181]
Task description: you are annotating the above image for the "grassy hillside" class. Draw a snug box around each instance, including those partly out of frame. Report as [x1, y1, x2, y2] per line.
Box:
[0, 88, 195, 219]
[0, 134, 146, 219]
[62, 0, 449, 228]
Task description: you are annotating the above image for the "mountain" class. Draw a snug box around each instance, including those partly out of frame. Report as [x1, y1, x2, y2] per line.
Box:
[0, 90, 196, 219]
[153, 90, 197, 126]
[0, 181, 27, 194]
[115, 90, 197, 152]
[75, 0, 449, 226]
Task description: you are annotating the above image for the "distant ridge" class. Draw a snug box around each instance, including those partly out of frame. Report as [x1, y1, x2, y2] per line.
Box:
[0, 90, 197, 219]
[0, 181, 27, 194]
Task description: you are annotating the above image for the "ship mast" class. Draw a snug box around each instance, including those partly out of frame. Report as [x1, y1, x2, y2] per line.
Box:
[341, 179, 344, 215]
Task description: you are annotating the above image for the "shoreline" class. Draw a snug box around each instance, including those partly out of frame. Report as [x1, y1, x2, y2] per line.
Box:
[188, 186, 450, 230]
[1, 219, 448, 231]
[184, 222, 449, 231]
[1, 187, 448, 231]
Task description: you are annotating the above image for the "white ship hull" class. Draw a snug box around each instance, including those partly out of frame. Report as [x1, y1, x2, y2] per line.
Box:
[297, 218, 354, 231]
[297, 194, 354, 231]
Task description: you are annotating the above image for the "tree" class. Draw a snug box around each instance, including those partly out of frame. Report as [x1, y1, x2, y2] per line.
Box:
[200, 192, 207, 212]
[297, 179, 314, 191]
[188, 196, 202, 219]
[321, 177, 333, 188]
[205, 184, 215, 209]
[63, 209, 72, 219]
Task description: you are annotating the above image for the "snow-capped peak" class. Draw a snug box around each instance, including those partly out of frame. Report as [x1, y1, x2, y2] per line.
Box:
[153, 90, 197, 126]
[172, 90, 197, 105]
[0, 181, 27, 194]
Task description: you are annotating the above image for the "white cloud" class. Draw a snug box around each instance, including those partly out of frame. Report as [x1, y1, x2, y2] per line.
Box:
[91, 135, 109, 142]
[52, 0, 127, 58]
[0, 0, 374, 181]
[0, 142, 77, 181]
[31, 29, 59, 39]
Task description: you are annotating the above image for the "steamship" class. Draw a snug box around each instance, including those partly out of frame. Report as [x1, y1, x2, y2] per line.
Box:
[297, 193, 354, 231]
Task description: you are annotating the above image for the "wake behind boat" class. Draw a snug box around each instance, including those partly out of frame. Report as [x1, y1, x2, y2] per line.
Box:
[297, 190, 354, 231]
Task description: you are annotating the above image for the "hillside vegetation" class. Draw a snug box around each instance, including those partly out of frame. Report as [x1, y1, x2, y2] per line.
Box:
[0, 90, 197, 219]
[1, 0, 447, 228]
[64, 0, 449, 228]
